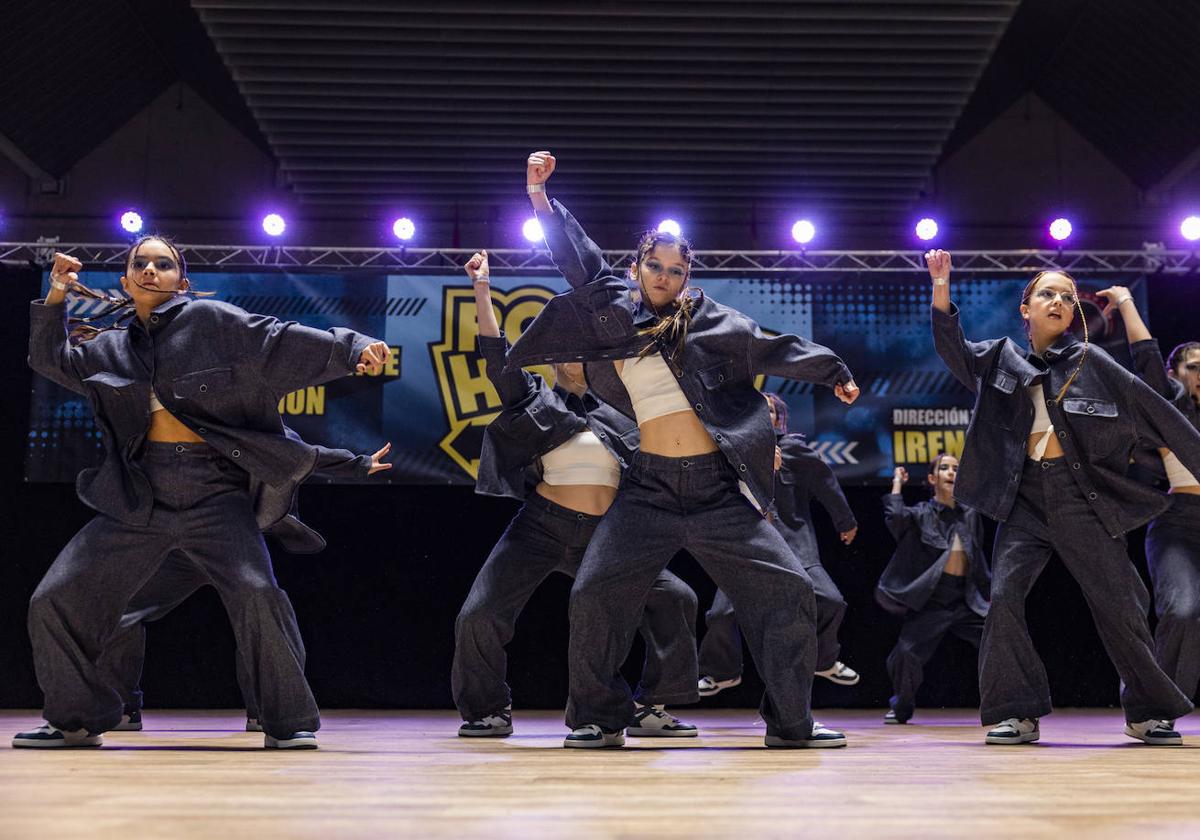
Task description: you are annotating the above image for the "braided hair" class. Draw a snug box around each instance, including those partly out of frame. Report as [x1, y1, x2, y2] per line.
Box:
[1021, 270, 1089, 404]
[633, 229, 697, 363]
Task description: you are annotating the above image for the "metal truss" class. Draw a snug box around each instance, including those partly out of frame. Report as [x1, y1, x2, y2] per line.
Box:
[3, 241, 1197, 274]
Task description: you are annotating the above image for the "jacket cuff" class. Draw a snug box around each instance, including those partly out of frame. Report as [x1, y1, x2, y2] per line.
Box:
[1129, 338, 1161, 355]
[930, 302, 961, 325]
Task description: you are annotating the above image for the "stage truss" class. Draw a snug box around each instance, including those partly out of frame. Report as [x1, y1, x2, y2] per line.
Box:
[2, 241, 1197, 274]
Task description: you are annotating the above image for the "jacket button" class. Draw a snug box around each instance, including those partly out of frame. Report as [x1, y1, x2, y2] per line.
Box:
[675, 370, 682, 378]
[150, 315, 159, 324]
[577, 513, 584, 520]
[232, 449, 241, 458]
[599, 315, 608, 323]
[1088, 491, 1098, 500]
[175, 444, 185, 453]
[1041, 461, 1051, 470]
[597, 432, 606, 439]
[1057, 430, 1067, 438]
[694, 403, 703, 412]
[1086, 405, 1095, 414]
[1072, 462, 1081, 470]
[199, 384, 208, 393]
[715, 434, 723, 441]
[1046, 399, 1054, 407]
[739, 464, 747, 472]
[682, 459, 691, 468]
[198, 428, 207, 435]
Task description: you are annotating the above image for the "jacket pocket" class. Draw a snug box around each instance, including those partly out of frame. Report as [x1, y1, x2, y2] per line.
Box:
[1062, 398, 1118, 419]
[698, 359, 734, 389]
[171, 367, 235, 401]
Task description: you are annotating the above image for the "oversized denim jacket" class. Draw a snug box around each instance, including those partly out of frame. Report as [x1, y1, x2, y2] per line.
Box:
[877, 496, 990, 618]
[1129, 339, 1200, 431]
[772, 432, 858, 566]
[505, 199, 854, 511]
[932, 303, 1200, 536]
[29, 295, 378, 549]
[475, 333, 638, 500]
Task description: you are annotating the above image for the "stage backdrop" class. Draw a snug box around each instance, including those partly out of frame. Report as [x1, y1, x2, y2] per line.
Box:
[26, 271, 1146, 485]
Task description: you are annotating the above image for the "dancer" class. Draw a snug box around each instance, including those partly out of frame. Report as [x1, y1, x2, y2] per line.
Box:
[1096, 286, 1200, 707]
[452, 251, 699, 738]
[927, 249, 1200, 745]
[877, 455, 988, 724]
[698, 393, 860, 697]
[507, 151, 859, 748]
[16, 239, 391, 750]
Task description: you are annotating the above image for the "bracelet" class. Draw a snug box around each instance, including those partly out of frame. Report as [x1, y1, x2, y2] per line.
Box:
[1116, 295, 1132, 307]
[50, 276, 70, 292]
[932, 278, 948, 287]
[526, 183, 546, 194]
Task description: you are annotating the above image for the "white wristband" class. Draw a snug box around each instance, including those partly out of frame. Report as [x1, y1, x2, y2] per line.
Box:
[1116, 295, 1132, 307]
[50, 276, 70, 292]
[932, 277, 948, 287]
[526, 183, 546, 194]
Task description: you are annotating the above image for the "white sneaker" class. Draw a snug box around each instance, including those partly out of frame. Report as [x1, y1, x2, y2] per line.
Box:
[563, 724, 625, 749]
[264, 731, 318, 750]
[113, 710, 143, 731]
[815, 661, 860, 686]
[1124, 719, 1182, 746]
[458, 707, 513, 737]
[12, 723, 103, 749]
[985, 718, 1039, 745]
[697, 675, 742, 697]
[764, 722, 848, 748]
[627, 705, 698, 738]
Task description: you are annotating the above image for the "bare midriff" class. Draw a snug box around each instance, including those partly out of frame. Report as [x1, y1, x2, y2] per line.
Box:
[944, 551, 968, 576]
[534, 483, 617, 517]
[1159, 447, 1200, 496]
[614, 359, 719, 457]
[147, 410, 205, 444]
[1026, 432, 1065, 460]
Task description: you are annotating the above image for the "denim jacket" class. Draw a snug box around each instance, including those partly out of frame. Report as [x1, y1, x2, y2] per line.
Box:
[772, 433, 857, 566]
[475, 333, 638, 500]
[1130, 339, 1199, 431]
[29, 296, 378, 546]
[505, 199, 854, 511]
[877, 496, 990, 617]
[932, 303, 1200, 536]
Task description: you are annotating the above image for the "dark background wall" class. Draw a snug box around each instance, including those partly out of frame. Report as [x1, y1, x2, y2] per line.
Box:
[3, 263, 1197, 713]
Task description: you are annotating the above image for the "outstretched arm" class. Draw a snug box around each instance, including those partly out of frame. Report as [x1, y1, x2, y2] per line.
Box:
[467, 251, 540, 408]
[927, 250, 1001, 393]
[28, 252, 89, 394]
[526, 151, 615, 288]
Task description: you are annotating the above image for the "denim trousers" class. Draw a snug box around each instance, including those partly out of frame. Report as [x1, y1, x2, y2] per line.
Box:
[566, 451, 819, 740]
[1146, 493, 1200, 702]
[980, 456, 1194, 725]
[28, 442, 317, 738]
[699, 561, 846, 680]
[97, 551, 258, 719]
[886, 573, 983, 722]
[451, 491, 699, 722]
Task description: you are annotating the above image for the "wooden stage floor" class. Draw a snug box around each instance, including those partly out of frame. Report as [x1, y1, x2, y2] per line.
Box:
[1, 708, 1199, 839]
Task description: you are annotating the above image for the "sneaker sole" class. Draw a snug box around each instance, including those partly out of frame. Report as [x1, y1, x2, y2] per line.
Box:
[816, 674, 861, 686]
[264, 737, 319, 750]
[883, 718, 906, 725]
[112, 722, 143, 732]
[985, 732, 1039, 745]
[1124, 727, 1182, 746]
[458, 726, 513, 738]
[626, 727, 698, 738]
[12, 737, 102, 749]
[698, 677, 742, 697]
[563, 735, 625, 749]
[764, 735, 847, 749]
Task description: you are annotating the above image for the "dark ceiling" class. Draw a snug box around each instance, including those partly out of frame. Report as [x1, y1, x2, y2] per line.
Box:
[1, 0, 1197, 220]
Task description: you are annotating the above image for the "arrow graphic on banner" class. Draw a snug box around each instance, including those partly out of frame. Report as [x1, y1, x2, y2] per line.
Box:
[810, 440, 859, 465]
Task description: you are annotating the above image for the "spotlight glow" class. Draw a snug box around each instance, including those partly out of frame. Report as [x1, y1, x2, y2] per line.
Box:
[262, 213, 287, 237]
[657, 219, 682, 237]
[1181, 216, 1200, 242]
[522, 218, 544, 243]
[915, 218, 939, 241]
[392, 217, 415, 241]
[791, 219, 816, 245]
[1049, 217, 1073, 241]
[120, 211, 144, 234]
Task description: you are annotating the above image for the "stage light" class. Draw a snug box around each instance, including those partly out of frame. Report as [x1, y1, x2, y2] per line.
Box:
[522, 218, 544, 243]
[657, 219, 682, 237]
[791, 220, 815, 245]
[392, 217, 415, 241]
[120, 210, 144, 234]
[1049, 217, 1073, 242]
[1181, 216, 1200, 242]
[262, 213, 287, 237]
[915, 218, 939, 241]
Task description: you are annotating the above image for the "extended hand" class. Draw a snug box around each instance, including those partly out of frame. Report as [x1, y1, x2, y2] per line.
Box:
[835, 380, 860, 405]
[368, 442, 393, 475]
[356, 341, 390, 374]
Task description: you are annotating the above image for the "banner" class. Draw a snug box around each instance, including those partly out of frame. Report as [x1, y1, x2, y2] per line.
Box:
[25, 271, 1146, 485]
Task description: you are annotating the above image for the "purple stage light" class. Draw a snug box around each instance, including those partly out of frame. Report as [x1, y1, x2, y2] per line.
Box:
[522, 218, 544, 243]
[262, 213, 286, 237]
[791, 220, 815, 245]
[915, 218, 939, 241]
[120, 210, 144, 234]
[1181, 216, 1200, 242]
[392, 217, 415, 241]
[1049, 217, 1073, 242]
[657, 219, 682, 237]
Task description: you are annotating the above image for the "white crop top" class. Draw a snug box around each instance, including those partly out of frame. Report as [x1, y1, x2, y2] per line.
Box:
[149, 390, 165, 413]
[1026, 382, 1055, 461]
[618, 354, 693, 425]
[950, 534, 965, 553]
[540, 431, 621, 488]
[1162, 450, 1200, 489]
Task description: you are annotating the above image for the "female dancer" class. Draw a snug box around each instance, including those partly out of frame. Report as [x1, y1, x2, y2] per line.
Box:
[698, 393, 860, 697]
[927, 249, 1200, 745]
[452, 251, 699, 739]
[1096, 286, 1200, 707]
[878, 454, 988, 724]
[16, 239, 390, 750]
[508, 152, 859, 748]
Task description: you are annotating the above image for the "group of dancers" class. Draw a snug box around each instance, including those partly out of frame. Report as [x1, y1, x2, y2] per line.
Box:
[14, 151, 1200, 750]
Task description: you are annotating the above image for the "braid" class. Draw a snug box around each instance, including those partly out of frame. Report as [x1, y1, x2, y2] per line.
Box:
[1022, 270, 1089, 404]
[632, 229, 695, 362]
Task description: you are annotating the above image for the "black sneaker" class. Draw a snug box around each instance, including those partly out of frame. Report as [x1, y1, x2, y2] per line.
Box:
[627, 705, 698, 738]
[764, 723, 847, 748]
[697, 675, 741, 697]
[883, 709, 907, 725]
[246, 718, 264, 733]
[563, 725, 625, 749]
[12, 723, 102, 749]
[985, 718, 1039, 745]
[1125, 719, 1183, 746]
[114, 709, 143, 731]
[264, 731, 318, 750]
[458, 707, 513, 737]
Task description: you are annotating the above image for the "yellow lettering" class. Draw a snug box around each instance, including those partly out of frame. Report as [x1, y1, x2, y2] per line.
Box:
[448, 354, 498, 415]
[944, 430, 965, 458]
[927, 430, 944, 455]
[893, 430, 906, 463]
[384, 346, 400, 377]
[278, 386, 326, 416]
[905, 431, 928, 463]
[503, 300, 548, 342]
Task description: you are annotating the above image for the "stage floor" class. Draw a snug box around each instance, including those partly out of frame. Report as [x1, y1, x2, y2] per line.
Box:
[1, 708, 1198, 838]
